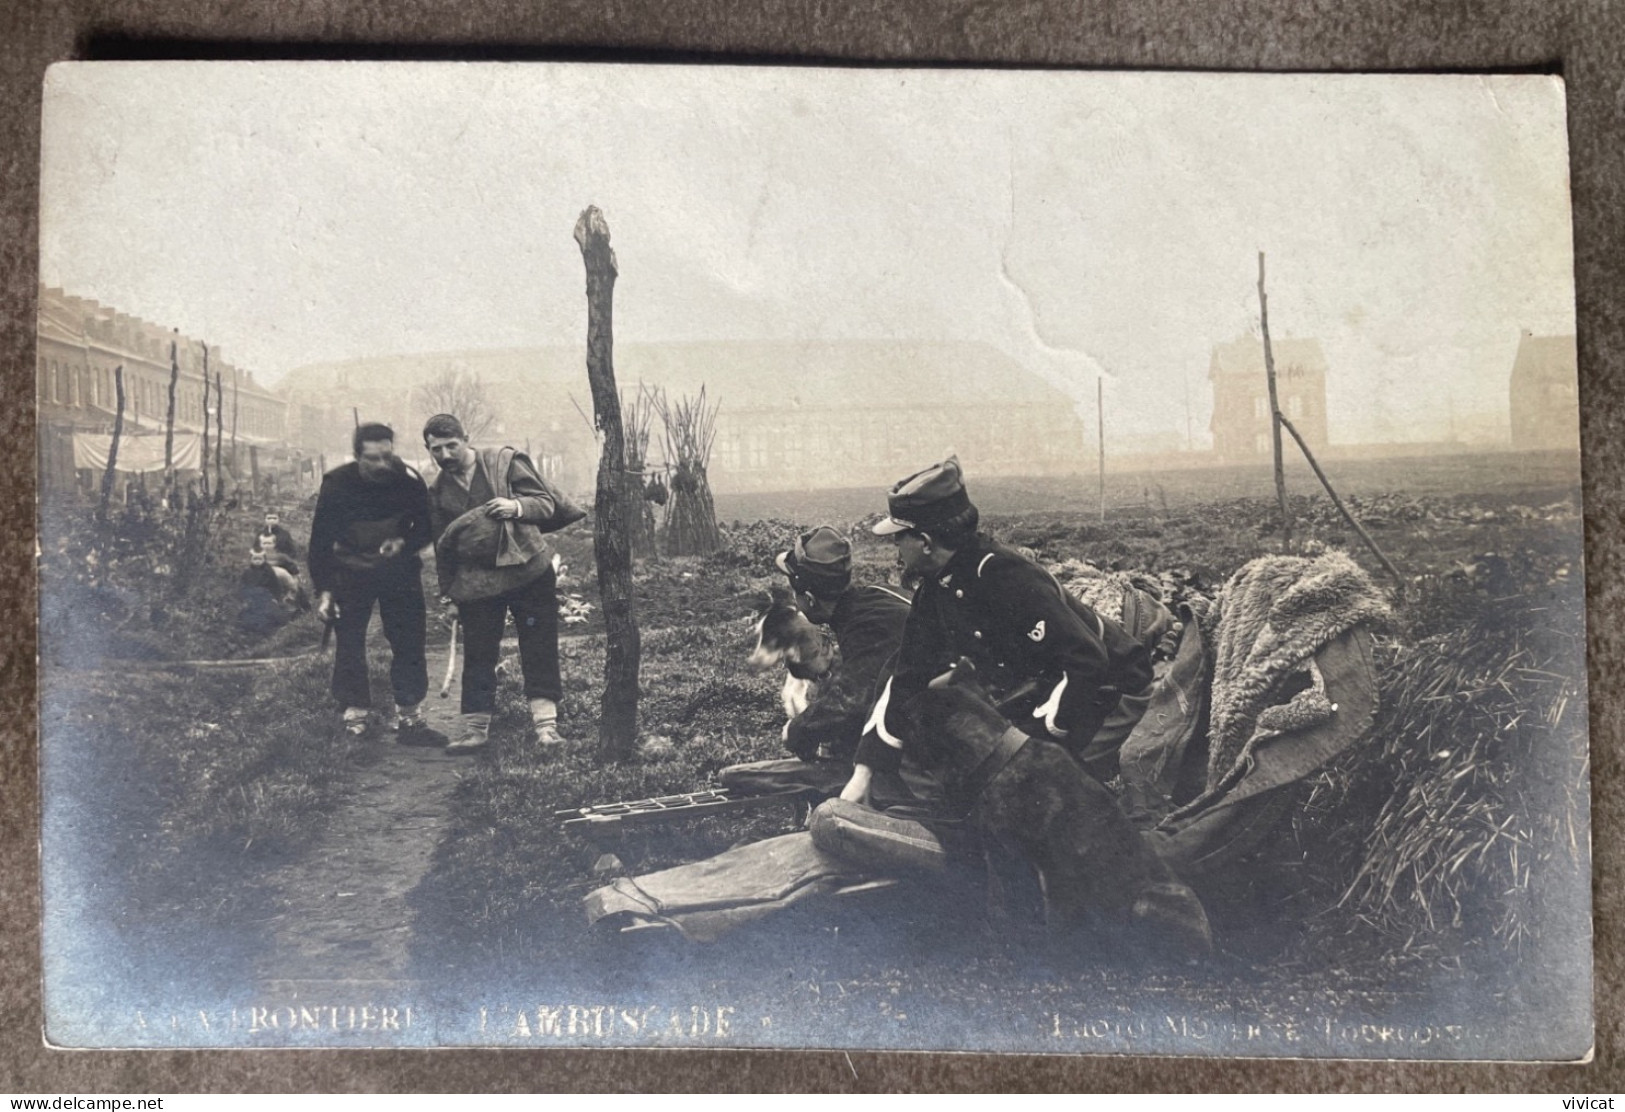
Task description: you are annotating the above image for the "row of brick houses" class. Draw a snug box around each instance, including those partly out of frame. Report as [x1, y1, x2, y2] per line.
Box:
[36, 284, 291, 495]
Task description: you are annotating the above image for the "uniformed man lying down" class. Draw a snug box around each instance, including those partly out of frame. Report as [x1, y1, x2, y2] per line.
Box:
[810, 457, 1211, 952]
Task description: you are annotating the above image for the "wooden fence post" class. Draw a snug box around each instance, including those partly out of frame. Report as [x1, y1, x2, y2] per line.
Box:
[97, 365, 125, 524]
[574, 205, 641, 761]
[199, 345, 211, 502]
[163, 335, 179, 489]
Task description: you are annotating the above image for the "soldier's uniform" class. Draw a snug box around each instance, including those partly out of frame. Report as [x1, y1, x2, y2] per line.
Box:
[720, 527, 924, 804]
[857, 461, 1154, 782]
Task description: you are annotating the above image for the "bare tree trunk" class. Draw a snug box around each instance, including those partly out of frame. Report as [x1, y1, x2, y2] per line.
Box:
[574, 205, 640, 761]
[199, 346, 211, 502]
[97, 366, 125, 524]
[1258, 251, 1291, 547]
[163, 337, 179, 490]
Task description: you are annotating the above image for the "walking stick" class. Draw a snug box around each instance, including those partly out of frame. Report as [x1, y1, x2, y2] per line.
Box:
[439, 616, 459, 698]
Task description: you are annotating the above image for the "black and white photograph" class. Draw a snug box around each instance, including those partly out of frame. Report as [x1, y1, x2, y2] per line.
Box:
[35, 62, 1590, 1059]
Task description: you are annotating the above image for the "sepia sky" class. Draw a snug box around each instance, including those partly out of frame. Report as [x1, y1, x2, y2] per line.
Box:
[39, 63, 1575, 447]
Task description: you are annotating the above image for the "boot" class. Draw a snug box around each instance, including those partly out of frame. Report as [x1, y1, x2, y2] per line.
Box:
[447, 711, 490, 754]
[529, 697, 564, 747]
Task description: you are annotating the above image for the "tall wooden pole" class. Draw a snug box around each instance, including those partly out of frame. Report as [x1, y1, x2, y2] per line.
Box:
[199, 345, 211, 502]
[163, 334, 179, 487]
[97, 366, 125, 524]
[1258, 251, 1291, 547]
[574, 205, 641, 761]
[231, 368, 240, 477]
[214, 370, 225, 502]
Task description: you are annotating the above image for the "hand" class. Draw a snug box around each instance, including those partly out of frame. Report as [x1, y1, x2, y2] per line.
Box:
[378, 537, 406, 558]
[482, 497, 522, 520]
[1152, 620, 1185, 663]
[839, 765, 874, 805]
[316, 592, 339, 623]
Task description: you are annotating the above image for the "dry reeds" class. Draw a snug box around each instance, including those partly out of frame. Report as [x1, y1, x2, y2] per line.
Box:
[1295, 591, 1588, 961]
[623, 385, 658, 558]
[652, 385, 722, 556]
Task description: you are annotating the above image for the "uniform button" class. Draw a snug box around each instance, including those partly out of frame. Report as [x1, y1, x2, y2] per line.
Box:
[973, 630, 982, 639]
[955, 589, 964, 599]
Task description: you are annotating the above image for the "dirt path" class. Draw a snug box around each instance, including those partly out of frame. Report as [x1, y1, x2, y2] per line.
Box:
[255, 641, 468, 995]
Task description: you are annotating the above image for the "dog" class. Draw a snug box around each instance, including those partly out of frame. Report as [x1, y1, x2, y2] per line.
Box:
[896, 681, 1212, 955]
[748, 586, 836, 722]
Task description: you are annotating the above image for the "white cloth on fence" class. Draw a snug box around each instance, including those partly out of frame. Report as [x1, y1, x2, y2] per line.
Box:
[72, 431, 203, 473]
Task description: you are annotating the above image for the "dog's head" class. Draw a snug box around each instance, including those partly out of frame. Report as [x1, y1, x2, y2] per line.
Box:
[748, 586, 835, 680]
[895, 681, 1013, 775]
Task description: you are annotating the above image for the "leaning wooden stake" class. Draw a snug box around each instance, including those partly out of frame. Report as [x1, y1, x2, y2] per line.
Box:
[1278, 413, 1405, 591]
[1258, 252, 1291, 547]
[574, 205, 641, 761]
[97, 365, 125, 524]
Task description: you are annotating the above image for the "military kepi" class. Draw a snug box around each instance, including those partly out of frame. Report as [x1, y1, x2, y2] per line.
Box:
[775, 525, 852, 596]
[872, 456, 973, 536]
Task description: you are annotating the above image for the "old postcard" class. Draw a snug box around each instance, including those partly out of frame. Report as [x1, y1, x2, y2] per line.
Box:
[36, 62, 1589, 1059]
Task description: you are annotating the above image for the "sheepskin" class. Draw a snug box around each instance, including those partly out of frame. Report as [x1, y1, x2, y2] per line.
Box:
[1201, 550, 1392, 796]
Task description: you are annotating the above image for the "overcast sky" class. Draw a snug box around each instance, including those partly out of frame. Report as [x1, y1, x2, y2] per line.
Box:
[39, 63, 1575, 446]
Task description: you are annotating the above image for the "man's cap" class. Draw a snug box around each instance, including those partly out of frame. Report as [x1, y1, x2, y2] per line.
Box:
[774, 525, 852, 596]
[872, 456, 973, 536]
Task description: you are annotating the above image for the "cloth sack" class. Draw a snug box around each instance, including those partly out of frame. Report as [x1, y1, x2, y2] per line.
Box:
[440, 447, 585, 602]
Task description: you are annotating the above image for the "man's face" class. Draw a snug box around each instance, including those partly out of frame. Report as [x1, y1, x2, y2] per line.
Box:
[264, 513, 279, 528]
[426, 434, 473, 474]
[258, 533, 276, 553]
[356, 438, 398, 483]
[892, 530, 934, 582]
[249, 550, 266, 567]
[797, 588, 838, 625]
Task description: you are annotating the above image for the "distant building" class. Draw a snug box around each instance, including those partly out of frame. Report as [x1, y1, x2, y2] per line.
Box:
[1509, 332, 1579, 451]
[36, 284, 289, 493]
[1209, 335, 1329, 462]
[281, 340, 1090, 494]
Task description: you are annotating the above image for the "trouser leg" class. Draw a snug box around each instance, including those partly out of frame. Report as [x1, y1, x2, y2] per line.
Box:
[377, 574, 429, 709]
[457, 594, 506, 716]
[331, 581, 378, 709]
[510, 569, 562, 702]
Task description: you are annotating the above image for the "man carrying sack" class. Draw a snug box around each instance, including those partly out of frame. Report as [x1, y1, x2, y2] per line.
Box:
[422, 414, 586, 753]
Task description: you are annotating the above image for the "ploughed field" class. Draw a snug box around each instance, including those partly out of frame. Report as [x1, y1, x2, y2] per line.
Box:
[54, 449, 1590, 1054]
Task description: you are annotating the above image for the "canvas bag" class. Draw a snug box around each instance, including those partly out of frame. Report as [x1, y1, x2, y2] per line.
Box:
[439, 447, 586, 602]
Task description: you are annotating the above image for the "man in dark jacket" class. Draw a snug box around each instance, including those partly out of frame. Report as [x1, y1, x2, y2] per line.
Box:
[843, 456, 1155, 803]
[423, 414, 582, 753]
[309, 422, 433, 737]
[721, 526, 919, 800]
